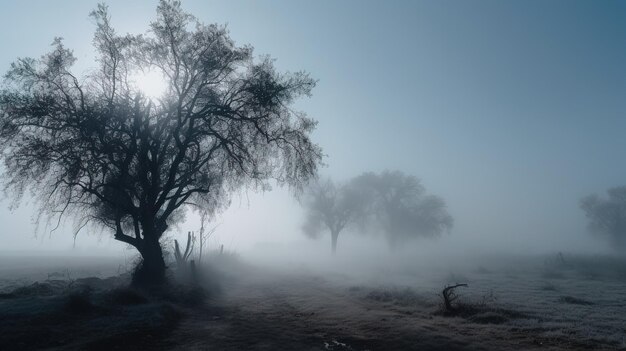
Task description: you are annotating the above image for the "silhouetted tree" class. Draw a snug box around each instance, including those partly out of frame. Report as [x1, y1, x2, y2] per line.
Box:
[300, 178, 367, 254]
[580, 186, 626, 248]
[353, 171, 453, 248]
[0, 1, 322, 286]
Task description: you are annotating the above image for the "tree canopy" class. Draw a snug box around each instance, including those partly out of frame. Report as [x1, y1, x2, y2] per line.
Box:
[0, 1, 322, 285]
[580, 186, 626, 249]
[353, 171, 453, 248]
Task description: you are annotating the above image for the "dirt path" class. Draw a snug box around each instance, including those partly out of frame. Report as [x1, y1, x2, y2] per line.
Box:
[165, 269, 593, 351]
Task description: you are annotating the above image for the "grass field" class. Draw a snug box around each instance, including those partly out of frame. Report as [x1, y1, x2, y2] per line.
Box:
[0, 252, 624, 350]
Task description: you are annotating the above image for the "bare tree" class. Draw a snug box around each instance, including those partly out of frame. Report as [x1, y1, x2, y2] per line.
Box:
[0, 1, 322, 286]
[580, 186, 626, 249]
[300, 178, 366, 254]
[442, 283, 468, 313]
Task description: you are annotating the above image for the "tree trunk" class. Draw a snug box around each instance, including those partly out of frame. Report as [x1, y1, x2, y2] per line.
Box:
[133, 235, 166, 287]
[331, 230, 339, 255]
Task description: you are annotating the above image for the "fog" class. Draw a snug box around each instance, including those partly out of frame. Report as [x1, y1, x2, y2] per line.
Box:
[0, 0, 623, 260]
[0, 181, 610, 259]
[0, 1, 625, 350]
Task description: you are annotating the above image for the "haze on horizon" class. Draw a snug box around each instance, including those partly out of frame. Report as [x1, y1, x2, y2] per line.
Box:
[0, 0, 624, 259]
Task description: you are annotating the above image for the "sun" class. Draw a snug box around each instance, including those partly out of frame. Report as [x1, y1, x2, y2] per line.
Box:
[132, 68, 167, 100]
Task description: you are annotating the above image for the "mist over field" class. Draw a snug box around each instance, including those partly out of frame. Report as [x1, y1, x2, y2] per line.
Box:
[0, 1, 625, 350]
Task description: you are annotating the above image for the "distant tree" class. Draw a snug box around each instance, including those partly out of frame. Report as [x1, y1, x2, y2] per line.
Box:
[352, 171, 453, 248]
[302, 171, 453, 253]
[580, 186, 626, 248]
[300, 178, 367, 254]
[0, 1, 322, 286]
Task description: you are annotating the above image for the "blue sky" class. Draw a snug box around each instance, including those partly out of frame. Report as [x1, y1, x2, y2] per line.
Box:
[0, 0, 624, 254]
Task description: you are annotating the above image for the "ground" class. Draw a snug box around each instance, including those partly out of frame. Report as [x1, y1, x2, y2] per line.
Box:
[0, 253, 625, 350]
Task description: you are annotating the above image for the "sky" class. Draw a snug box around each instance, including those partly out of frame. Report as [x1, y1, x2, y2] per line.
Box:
[0, 0, 624, 256]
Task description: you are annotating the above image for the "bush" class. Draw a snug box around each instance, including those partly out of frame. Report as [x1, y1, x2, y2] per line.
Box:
[436, 285, 528, 324]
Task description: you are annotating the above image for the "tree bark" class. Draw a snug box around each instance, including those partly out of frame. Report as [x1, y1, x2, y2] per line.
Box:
[331, 230, 339, 255]
[132, 234, 166, 287]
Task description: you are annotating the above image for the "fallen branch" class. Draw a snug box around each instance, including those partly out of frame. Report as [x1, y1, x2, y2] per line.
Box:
[442, 283, 468, 312]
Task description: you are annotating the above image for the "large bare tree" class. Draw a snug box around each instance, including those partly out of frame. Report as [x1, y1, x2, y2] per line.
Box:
[0, 1, 322, 285]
